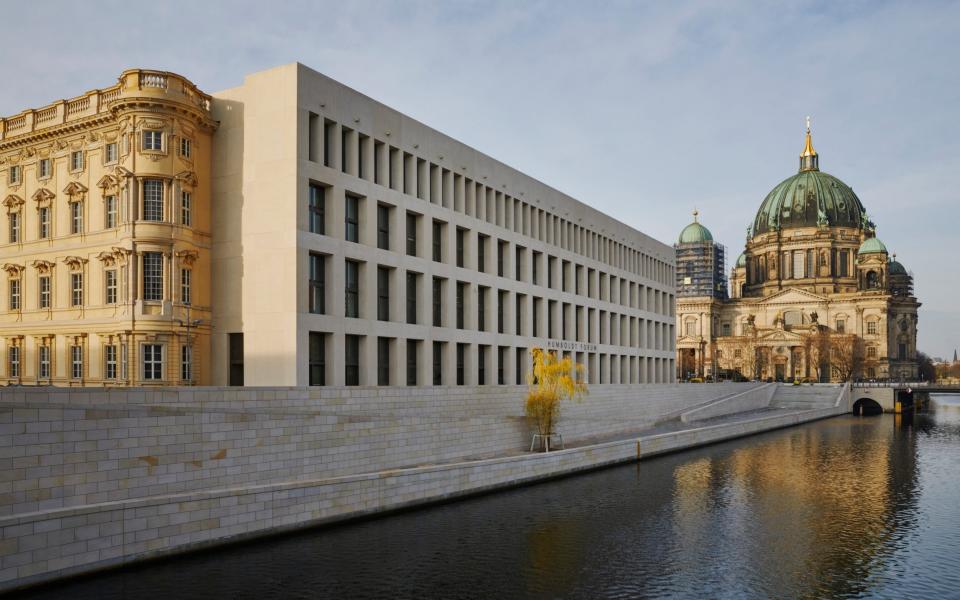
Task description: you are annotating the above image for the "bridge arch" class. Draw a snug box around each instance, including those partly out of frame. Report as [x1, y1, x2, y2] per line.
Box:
[852, 397, 883, 416]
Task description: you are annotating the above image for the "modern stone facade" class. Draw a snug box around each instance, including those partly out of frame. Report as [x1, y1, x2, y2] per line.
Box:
[211, 63, 676, 387]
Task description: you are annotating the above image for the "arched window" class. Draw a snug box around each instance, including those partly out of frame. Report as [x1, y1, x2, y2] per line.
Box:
[866, 270, 879, 289]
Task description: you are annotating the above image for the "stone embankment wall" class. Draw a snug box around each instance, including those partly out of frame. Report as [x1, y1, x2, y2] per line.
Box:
[0, 382, 804, 590]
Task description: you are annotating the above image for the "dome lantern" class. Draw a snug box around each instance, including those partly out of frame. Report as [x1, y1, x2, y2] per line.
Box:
[799, 116, 819, 172]
[678, 208, 714, 244]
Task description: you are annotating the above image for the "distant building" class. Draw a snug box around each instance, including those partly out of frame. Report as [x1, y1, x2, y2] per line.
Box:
[676, 123, 920, 381]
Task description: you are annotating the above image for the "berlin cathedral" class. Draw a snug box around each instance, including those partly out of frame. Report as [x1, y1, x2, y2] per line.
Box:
[675, 123, 920, 382]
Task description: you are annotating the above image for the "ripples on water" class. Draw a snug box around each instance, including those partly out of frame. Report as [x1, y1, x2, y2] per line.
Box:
[13, 395, 960, 600]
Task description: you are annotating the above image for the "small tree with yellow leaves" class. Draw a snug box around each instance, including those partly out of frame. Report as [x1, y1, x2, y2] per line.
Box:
[525, 347, 588, 452]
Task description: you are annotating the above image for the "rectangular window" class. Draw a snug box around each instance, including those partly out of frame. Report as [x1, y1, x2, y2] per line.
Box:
[516, 295, 523, 335]
[9, 278, 21, 310]
[477, 287, 486, 331]
[532, 298, 540, 336]
[105, 143, 118, 164]
[70, 202, 83, 234]
[70, 151, 84, 171]
[179, 138, 192, 158]
[143, 179, 163, 221]
[323, 119, 335, 168]
[456, 343, 466, 385]
[105, 195, 117, 228]
[180, 345, 192, 381]
[406, 213, 417, 256]
[406, 272, 417, 324]
[498, 291, 505, 334]
[345, 335, 360, 386]
[71, 272, 83, 306]
[867, 321, 877, 335]
[105, 345, 117, 380]
[378, 337, 390, 386]
[180, 191, 192, 226]
[9, 212, 19, 243]
[532, 251, 540, 285]
[39, 207, 50, 239]
[478, 345, 486, 385]
[377, 205, 390, 250]
[9, 346, 20, 378]
[793, 251, 804, 279]
[432, 221, 443, 262]
[497, 241, 506, 277]
[180, 269, 191, 305]
[838, 250, 849, 278]
[497, 346, 506, 385]
[39, 345, 50, 379]
[345, 194, 359, 242]
[898, 343, 907, 360]
[836, 319, 846, 334]
[477, 234, 487, 272]
[8, 165, 20, 184]
[378, 266, 390, 321]
[516, 347, 525, 384]
[105, 269, 117, 304]
[38, 158, 51, 178]
[309, 184, 325, 234]
[309, 253, 325, 314]
[433, 341, 443, 385]
[143, 131, 162, 151]
[309, 332, 326, 386]
[456, 228, 465, 268]
[515, 247, 523, 281]
[229, 333, 243, 386]
[345, 260, 359, 318]
[432, 277, 442, 327]
[39, 275, 51, 308]
[143, 252, 163, 301]
[456, 281, 465, 329]
[406, 339, 418, 386]
[143, 344, 162, 380]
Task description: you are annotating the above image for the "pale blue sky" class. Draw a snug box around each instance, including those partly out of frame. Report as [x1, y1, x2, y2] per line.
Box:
[2, 0, 958, 357]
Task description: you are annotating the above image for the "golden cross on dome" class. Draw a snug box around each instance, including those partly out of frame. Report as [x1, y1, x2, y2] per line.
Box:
[806, 115, 811, 132]
[692, 208, 699, 223]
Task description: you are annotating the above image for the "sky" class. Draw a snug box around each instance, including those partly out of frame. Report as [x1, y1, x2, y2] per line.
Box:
[2, 0, 958, 358]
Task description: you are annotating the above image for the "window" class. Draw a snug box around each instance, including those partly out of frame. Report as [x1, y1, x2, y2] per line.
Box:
[105, 345, 118, 380]
[478, 345, 486, 385]
[71, 272, 83, 306]
[516, 295, 523, 335]
[432, 277, 442, 327]
[179, 138, 192, 158]
[498, 346, 506, 384]
[345, 194, 359, 242]
[406, 272, 417, 324]
[722, 323, 731, 336]
[309, 332, 326, 386]
[498, 291, 505, 334]
[71, 346, 83, 379]
[70, 151, 84, 171]
[309, 253, 325, 314]
[836, 319, 846, 334]
[433, 341, 442, 385]
[309, 184, 325, 234]
[345, 260, 359, 318]
[143, 252, 163, 301]
[180, 269, 191, 305]
[70, 202, 83, 234]
[735, 348, 743, 358]
[143, 131, 162, 151]
[456, 343, 466, 385]
[229, 333, 243, 386]
[8, 165, 20, 184]
[432, 221, 443, 262]
[515, 247, 523, 281]
[378, 337, 390, 385]
[180, 191, 192, 226]
[377, 205, 390, 250]
[532, 251, 540, 284]
[838, 250, 850, 278]
[9, 278, 20, 310]
[456, 281, 465, 329]
[477, 235, 487, 272]
[38, 345, 50, 379]
[39, 275, 51, 308]
[793, 252, 803, 279]
[9, 212, 19, 243]
[104, 143, 118, 164]
[497, 241, 506, 276]
[38, 158, 51, 178]
[378, 266, 390, 321]
[9, 346, 20, 378]
[105, 195, 117, 228]
[143, 179, 163, 221]
[516, 347, 525, 384]
[39, 207, 50, 239]
[867, 346, 877, 358]
[406, 213, 417, 256]
[345, 335, 360, 385]
[477, 287, 486, 331]
[143, 344, 163, 380]
[105, 270, 117, 304]
[898, 343, 907, 360]
[180, 345, 193, 381]
[456, 228, 465, 268]
[867, 321, 878, 335]
[406, 339, 418, 385]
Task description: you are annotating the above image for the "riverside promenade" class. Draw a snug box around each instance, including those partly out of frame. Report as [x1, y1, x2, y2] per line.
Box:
[0, 383, 849, 591]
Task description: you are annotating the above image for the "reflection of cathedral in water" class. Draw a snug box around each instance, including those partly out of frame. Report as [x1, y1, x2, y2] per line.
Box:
[675, 123, 920, 381]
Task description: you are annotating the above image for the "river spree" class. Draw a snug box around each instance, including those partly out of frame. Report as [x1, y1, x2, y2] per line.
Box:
[13, 396, 960, 599]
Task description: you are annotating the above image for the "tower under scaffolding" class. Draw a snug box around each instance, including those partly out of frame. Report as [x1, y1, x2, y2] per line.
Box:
[675, 240, 727, 299]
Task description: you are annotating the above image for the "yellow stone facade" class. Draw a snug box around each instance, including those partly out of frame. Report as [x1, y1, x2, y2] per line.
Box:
[0, 70, 216, 386]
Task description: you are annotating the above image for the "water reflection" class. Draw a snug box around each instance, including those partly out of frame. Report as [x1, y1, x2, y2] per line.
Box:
[12, 400, 960, 600]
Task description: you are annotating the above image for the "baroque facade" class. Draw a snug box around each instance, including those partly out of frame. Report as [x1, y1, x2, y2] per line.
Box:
[676, 125, 920, 382]
[0, 70, 216, 385]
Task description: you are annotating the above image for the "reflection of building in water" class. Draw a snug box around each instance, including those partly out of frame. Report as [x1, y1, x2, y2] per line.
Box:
[676, 124, 921, 382]
[669, 416, 920, 597]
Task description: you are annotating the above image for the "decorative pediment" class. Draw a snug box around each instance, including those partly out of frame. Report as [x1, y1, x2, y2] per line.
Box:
[175, 249, 199, 267]
[110, 247, 132, 266]
[97, 174, 119, 191]
[96, 251, 117, 266]
[31, 259, 55, 274]
[2, 263, 24, 276]
[757, 288, 830, 306]
[31, 188, 55, 207]
[174, 170, 198, 187]
[756, 328, 806, 344]
[63, 256, 88, 270]
[113, 165, 133, 178]
[3, 194, 24, 212]
[63, 181, 88, 202]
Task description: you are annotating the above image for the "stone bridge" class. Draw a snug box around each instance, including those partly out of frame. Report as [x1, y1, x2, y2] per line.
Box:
[850, 382, 960, 415]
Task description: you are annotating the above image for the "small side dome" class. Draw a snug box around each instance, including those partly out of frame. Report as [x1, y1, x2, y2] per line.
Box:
[678, 209, 713, 244]
[889, 254, 907, 275]
[736, 253, 746, 268]
[858, 237, 887, 255]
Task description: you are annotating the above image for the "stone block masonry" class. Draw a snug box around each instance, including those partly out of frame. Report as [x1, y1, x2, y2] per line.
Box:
[0, 382, 843, 591]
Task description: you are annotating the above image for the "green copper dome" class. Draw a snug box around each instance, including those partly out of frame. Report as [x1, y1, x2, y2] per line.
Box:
[858, 236, 887, 255]
[678, 210, 713, 244]
[752, 169, 866, 235]
[736, 253, 746, 268]
[889, 258, 907, 275]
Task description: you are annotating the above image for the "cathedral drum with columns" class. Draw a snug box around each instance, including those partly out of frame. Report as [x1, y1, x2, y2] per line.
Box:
[675, 122, 920, 382]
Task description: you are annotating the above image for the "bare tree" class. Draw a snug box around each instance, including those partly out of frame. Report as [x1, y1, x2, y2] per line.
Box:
[805, 327, 832, 382]
[831, 334, 865, 381]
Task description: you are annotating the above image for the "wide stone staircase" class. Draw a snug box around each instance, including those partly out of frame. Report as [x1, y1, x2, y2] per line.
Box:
[771, 384, 842, 410]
